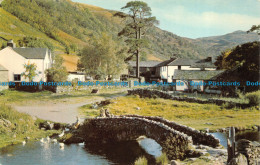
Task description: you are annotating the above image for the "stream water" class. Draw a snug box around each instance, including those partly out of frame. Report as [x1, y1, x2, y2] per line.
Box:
[0, 138, 161, 165]
[0, 131, 259, 165]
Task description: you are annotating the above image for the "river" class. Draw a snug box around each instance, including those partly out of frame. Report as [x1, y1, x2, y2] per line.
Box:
[0, 131, 259, 165]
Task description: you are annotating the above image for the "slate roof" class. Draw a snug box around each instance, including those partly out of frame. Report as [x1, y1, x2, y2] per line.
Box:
[128, 57, 216, 69]
[191, 59, 216, 68]
[128, 61, 161, 67]
[168, 58, 197, 66]
[156, 58, 176, 67]
[173, 70, 224, 80]
[13, 48, 48, 59]
[0, 64, 8, 71]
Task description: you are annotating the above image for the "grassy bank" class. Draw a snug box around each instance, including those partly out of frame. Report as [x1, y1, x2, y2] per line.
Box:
[0, 104, 58, 148]
[0, 88, 127, 148]
[80, 95, 260, 131]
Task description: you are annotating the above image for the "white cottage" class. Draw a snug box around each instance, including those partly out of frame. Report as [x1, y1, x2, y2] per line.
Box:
[158, 57, 217, 83]
[0, 41, 53, 82]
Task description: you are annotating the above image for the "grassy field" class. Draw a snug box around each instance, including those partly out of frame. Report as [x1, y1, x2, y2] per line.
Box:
[80, 95, 260, 131]
[0, 87, 127, 105]
[171, 92, 249, 104]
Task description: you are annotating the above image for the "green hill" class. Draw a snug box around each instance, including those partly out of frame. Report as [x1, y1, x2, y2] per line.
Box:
[0, 7, 62, 49]
[195, 30, 259, 56]
[0, 0, 258, 61]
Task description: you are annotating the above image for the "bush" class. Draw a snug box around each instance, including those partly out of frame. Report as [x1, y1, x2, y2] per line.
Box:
[134, 156, 148, 165]
[221, 102, 236, 109]
[156, 153, 169, 165]
[246, 91, 260, 106]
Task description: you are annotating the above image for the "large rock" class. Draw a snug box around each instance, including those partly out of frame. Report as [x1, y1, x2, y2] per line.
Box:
[0, 118, 12, 127]
[228, 153, 247, 165]
[170, 160, 180, 165]
[40, 121, 54, 130]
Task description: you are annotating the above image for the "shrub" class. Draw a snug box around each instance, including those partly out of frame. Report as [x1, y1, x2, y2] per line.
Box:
[134, 156, 148, 165]
[246, 91, 260, 106]
[221, 102, 237, 109]
[156, 153, 169, 165]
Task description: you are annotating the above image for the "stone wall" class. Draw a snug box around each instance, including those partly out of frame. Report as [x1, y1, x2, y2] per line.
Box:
[123, 115, 220, 147]
[128, 88, 248, 108]
[81, 116, 193, 160]
[12, 82, 128, 93]
[236, 139, 260, 165]
[52, 85, 128, 93]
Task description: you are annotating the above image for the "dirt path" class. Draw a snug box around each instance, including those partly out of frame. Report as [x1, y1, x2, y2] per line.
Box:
[13, 94, 126, 124]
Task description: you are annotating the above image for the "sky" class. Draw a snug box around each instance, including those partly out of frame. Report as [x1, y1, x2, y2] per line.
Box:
[73, 0, 260, 39]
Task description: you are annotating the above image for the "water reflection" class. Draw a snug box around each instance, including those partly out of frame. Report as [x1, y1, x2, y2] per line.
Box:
[236, 131, 260, 142]
[84, 139, 157, 165]
[210, 131, 260, 148]
[0, 142, 112, 165]
[1, 131, 258, 165]
[0, 138, 162, 165]
[138, 138, 162, 158]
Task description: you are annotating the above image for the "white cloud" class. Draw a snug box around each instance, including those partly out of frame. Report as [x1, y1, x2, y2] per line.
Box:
[160, 6, 260, 31]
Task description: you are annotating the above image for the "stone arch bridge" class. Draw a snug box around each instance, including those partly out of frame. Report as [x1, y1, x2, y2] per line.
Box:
[80, 115, 220, 160]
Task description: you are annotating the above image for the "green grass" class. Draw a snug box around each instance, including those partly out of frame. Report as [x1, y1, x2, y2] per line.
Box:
[134, 156, 148, 165]
[0, 8, 62, 50]
[169, 91, 249, 104]
[182, 157, 212, 165]
[156, 153, 169, 165]
[0, 88, 127, 105]
[0, 104, 59, 148]
[80, 95, 260, 131]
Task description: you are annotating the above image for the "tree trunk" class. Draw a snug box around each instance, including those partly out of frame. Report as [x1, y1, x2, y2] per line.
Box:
[136, 50, 140, 79]
[136, 27, 141, 80]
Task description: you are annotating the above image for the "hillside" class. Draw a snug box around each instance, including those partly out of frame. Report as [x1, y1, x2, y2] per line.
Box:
[61, 54, 79, 71]
[195, 30, 259, 56]
[0, 0, 258, 70]
[0, 8, 63, 49]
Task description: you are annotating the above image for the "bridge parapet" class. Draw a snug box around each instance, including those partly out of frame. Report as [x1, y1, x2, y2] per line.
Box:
[81, 116, 193, 160]
[123, 115, 220, 148]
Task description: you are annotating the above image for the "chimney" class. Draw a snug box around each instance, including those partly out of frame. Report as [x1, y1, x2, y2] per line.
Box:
[7, 39, 16, 48]
[170, 56, 176, 60]
[171, 54, 178, 60]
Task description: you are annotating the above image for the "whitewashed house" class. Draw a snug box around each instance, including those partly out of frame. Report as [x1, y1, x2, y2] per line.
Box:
[67, 72, 86, 82]
[157, 57, 217, 83]
[0, 40, 53, 82]
[172, 70, 224, 92]
[127, 56, 223, 92]
[0, 64, 9, 91]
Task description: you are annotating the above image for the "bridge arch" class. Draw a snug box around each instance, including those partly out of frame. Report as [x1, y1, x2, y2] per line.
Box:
[81, 117, 193, 160]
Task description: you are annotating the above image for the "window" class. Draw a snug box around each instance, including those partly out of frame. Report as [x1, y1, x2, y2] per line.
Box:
[14, 74, 21, 81]
[178, 65, 181, 70]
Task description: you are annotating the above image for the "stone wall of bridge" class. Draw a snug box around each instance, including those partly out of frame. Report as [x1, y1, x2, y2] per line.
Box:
[122, 115, 220, 148]
[80, 116, 193, 160]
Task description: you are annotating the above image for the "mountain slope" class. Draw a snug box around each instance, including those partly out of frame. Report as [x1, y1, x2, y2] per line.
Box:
[0, 0, 209, 60]
[0, 0, 258, 63]
[195, 30, 259, 56]
[0, 7, 62, 49]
